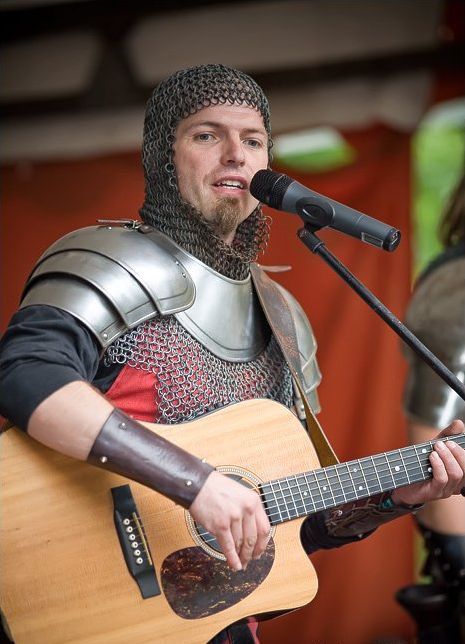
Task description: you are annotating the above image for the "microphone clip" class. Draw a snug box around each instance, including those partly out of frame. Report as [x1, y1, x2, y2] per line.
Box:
[296, 196, 334, 229]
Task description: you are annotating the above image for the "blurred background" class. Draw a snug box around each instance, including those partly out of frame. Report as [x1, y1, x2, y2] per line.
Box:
[1, 1, 465, 642]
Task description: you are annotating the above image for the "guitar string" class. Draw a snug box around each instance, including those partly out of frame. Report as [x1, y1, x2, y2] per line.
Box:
[121, 434, 465, 544]
[122, 434, 465, 527]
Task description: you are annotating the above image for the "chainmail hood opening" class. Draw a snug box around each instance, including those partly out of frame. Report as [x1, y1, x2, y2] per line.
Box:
[139, 64, 272, 279]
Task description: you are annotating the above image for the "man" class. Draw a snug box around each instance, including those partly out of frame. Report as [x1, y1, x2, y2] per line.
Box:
[1, 64, 465, 643]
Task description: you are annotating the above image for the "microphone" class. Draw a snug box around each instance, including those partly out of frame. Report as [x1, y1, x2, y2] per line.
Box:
[250, 169, 401, 251]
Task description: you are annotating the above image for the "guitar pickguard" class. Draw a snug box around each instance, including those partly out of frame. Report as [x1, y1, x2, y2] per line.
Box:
[161, 540, 275, 619]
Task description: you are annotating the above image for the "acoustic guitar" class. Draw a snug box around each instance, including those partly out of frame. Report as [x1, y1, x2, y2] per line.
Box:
[1, 398, 463, 644]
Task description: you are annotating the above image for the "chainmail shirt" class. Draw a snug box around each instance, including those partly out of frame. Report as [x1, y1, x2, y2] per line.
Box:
[104, 315, 293, 424]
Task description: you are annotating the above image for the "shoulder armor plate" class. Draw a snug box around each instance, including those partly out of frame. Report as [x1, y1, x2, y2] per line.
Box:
[404, 256, 465, 427]
[20, 225, 195, 348]
[274, 282, 322, 413]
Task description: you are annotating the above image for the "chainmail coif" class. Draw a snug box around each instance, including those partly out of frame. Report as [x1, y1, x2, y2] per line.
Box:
[139, 64, 272, 280]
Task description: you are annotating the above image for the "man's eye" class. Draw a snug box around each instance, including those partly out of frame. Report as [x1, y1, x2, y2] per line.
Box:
[246, 139, 263, 148]
[195, 133, 214, 142]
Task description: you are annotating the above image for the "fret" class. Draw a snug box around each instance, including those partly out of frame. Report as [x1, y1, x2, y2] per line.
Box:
[381, 452, 396, 489]
[335, 462, 359, 503]
[260, 482, 279, 524]
[345, 460, 364, 500]
[303, 472, 325, 511]
[386, 450, 410, 488]
[418, 443, 432, 477]
[285, 476, 300, 519]
[412, 444, 426, 481]
[276, 478, 291, 521]
[369, 455, 383, 494]
[333, 466, 348, 504]
[312, 469, 329, 508]
[398, 449, 411, 485]
[401, 446, 425, 483]
[357, 458, 371, 497]
[426, 442, 435, 478]
[398, 447, 416, 479]
[318, 466, 341, 506]
[295, 474, 313, 515]
[269, 481, 285, 524]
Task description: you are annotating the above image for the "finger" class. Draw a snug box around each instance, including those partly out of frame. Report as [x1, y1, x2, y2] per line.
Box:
[429, 449, 448, 494]
[438, 419, 465, 438]
[253, 509, 271, 560]
[217, 530, 242, 571]
[238, 511, 257, 569]
[444, 440, 465, 491]
[432, 441, 462, 496]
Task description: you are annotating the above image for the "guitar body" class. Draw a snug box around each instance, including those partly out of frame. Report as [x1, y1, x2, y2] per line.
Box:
[0, 399, 320, 644]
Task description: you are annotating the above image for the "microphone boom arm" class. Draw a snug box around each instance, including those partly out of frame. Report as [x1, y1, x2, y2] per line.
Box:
[298, 224, 465, 401]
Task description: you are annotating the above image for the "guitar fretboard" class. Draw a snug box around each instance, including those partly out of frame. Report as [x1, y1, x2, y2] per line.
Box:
[260, 434, 465, 525]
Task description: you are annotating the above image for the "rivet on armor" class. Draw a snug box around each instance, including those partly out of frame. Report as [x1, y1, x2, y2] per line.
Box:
[99, 456, 108, 464]
[119, 422, 127, 430]
[102, 332, 108, 340]
[185, 480, 193, 487]
[182, 272, 187, 278]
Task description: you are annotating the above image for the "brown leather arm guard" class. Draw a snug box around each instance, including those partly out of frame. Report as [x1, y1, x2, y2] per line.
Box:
[87, 408, 215, 508]
[326, 492, 422, 538]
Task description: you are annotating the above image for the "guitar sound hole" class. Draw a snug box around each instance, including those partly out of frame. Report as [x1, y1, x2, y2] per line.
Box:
[189, 472, 257, 558]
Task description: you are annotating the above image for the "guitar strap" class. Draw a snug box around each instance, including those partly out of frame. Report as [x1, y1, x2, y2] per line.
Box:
[250, 263, 339, 467]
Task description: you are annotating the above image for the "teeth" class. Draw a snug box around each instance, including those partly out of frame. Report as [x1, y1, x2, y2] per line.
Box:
[216, 180, 244, 189]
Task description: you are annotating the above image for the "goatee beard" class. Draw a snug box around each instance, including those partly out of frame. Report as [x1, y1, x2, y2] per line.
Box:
[213, 197, 243, 238]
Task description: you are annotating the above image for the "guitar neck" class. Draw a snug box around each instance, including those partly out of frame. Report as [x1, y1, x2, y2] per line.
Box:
[261, 433, 465, 526]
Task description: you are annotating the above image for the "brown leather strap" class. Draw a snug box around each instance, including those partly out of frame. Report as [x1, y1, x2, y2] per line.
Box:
[250, 263, 338, 466]
[88, 408, 215, 508]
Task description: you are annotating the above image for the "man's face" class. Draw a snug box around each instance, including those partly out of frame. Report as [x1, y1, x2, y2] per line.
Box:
[173, 104, 269, 244]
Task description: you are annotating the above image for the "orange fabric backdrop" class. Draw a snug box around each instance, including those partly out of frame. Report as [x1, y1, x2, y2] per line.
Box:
[1, 123, 414, 642]
[260, 124, 414, 643]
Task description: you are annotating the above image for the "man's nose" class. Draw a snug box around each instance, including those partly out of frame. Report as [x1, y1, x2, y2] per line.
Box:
[221, 135, 245, 165]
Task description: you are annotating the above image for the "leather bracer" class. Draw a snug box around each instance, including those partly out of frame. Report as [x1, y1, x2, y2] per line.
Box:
[325, 492, 422, 538]
[87, 408, 215, 508]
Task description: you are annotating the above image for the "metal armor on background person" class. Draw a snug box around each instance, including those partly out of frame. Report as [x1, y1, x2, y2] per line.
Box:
[400, 250, 465, 644]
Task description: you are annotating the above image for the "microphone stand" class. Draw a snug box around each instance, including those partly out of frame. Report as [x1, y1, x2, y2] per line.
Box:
[298, 223, 465, 401]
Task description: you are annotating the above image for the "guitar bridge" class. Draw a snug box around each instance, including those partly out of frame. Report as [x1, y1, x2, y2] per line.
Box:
[111, 484, 161, 599]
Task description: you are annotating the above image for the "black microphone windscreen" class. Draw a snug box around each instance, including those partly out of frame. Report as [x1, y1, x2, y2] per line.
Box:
[250, 170, 292, 209]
